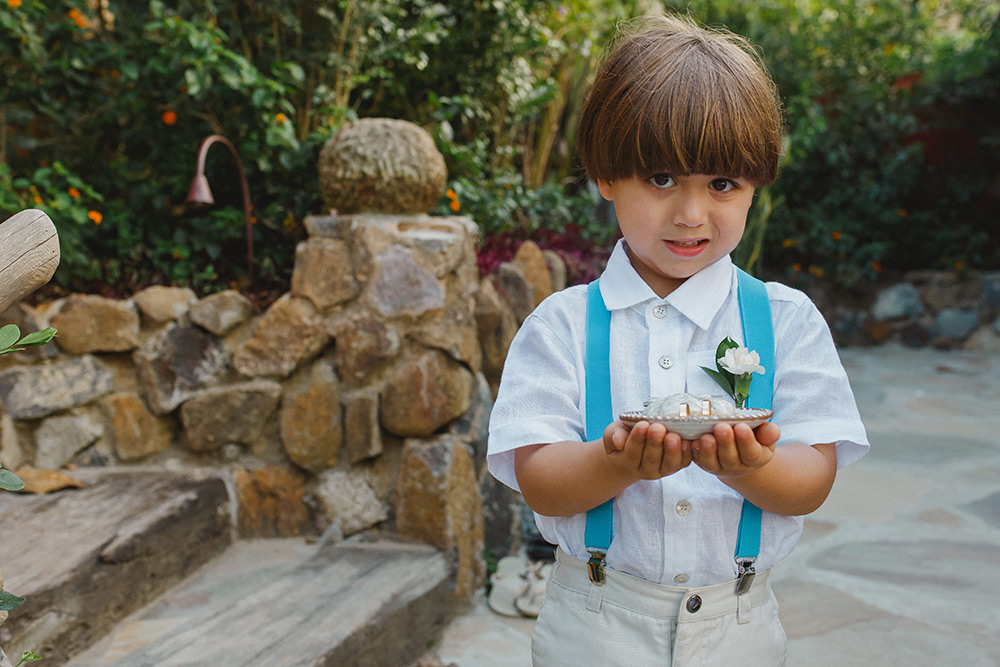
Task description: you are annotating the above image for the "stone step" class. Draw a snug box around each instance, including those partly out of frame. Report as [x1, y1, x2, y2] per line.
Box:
[68, 537, 451, 667]
[0, 469, 232, 664]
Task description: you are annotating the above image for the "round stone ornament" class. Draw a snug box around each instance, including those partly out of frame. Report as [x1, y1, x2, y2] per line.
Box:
[318, 118, 447, 214]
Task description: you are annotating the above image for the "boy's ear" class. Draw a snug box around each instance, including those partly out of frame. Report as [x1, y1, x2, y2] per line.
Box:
[597, 179, 615, 201]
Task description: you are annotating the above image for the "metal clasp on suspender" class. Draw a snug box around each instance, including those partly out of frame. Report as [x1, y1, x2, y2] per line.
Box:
[735, 557, 756, 595]
[587, 550, 607, 585]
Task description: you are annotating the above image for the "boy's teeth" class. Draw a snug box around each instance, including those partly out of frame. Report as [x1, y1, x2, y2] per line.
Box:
[673, 240, 702, 247]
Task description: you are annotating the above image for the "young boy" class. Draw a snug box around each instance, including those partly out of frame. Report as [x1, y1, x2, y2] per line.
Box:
[487, 14, 869, 666]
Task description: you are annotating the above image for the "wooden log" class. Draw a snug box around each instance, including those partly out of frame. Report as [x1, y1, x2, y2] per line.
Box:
[0, 209, 60, 314]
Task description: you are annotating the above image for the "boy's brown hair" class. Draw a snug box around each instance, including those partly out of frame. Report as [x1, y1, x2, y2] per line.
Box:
[576, 14, 784, 187]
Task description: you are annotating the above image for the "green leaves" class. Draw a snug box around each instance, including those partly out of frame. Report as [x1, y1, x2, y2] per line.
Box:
[0, 325, 57, 357]
[0, 590, 26, 611]
[0, 465, 25, 492]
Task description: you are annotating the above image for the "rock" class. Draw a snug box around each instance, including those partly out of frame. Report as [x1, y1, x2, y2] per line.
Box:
[368, 245, 446, 318]
[180, 381, 282, 452]
[342, 392, 382, 464]
[318, 118, 447, 214]
[494, 262, 534, 324]
[963, 326, 1000, 351]
[872, 283, 924, 321]
[280, 358, 342, 473]
[512, 240, 553, 309]
[0, 355, 114, 419]
[290, 237, 359, 311]
[312, 468, 389, 537]
[233, 466, 310, 538]
[395, 434, 485, 603]
[189, 290, 253, 336]
[480, 471, 521, 561]
[410, 302, 482, 371]
[474, 279, 518, 395]
[543, 249, 568, 292]
[380, 350, 474, 438]
[982, 272, 1000, 312]
[34, 411, 104, 469]
[133, 286, 198, 325]
[448, 372, 493, 463]
[105, 392, 174, 461]
[232, 294, 329, 378]
[0, 412, 24, 470]
[936, 308, 980, 340]
[48, 294, 140, 353]
[134, 323, 229, 415]
[329, 315, 400, 385]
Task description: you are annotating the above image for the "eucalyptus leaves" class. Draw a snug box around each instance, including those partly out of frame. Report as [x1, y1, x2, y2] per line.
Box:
[0, 324, 56, 356]
[700, 337, 765, 408]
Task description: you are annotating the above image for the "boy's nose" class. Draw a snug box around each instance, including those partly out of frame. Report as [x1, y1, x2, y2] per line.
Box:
[673, 193, 709, 227]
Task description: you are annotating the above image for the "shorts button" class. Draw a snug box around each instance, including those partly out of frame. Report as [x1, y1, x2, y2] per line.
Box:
[686, 595, 702, 613]
[673, 573, 689, 584]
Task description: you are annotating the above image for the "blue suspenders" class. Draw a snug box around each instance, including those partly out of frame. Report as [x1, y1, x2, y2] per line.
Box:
[583, 268, 775, 594]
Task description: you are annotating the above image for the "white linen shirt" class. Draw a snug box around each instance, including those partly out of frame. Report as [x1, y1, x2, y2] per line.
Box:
[487, 240, 869, 587]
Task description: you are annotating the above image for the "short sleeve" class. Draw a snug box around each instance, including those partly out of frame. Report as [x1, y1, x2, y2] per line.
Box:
[487, 299, 588, 491]
[769, 289, 870, 468]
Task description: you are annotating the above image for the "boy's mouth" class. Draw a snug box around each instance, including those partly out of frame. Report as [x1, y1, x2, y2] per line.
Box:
[665, 238, 709, 256]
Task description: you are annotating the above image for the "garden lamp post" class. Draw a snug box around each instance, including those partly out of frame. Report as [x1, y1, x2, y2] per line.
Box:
[185, 134, 255, 284]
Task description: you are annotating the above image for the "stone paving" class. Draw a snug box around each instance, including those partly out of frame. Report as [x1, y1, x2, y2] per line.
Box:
[425, 344, 1000, 666]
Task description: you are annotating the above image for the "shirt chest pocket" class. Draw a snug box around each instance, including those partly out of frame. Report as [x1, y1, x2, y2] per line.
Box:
[683, 350, 727, 397]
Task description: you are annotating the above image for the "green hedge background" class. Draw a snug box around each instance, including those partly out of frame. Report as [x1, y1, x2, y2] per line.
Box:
[1, 0, 997, 298]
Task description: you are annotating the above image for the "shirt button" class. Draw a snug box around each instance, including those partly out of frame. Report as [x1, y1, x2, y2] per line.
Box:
[686, 595, 702, 613]
[674, 573, 689, 584]
[652, 305, 668, 319]
[675, 500, 692, 515]
[658, 356, 673, 370]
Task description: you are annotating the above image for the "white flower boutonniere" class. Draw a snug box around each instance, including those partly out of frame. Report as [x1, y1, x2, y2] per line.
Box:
[700, 337, 765, 408]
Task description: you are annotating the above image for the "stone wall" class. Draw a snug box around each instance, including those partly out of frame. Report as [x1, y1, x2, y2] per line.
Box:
[0, 213, 550, 605]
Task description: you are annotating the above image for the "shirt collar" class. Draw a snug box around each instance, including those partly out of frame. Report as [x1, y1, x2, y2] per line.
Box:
[599, 239, 736, 330]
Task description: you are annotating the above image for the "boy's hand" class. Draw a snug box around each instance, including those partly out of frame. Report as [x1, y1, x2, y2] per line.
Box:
[692, 421, 781, 478]
[603, 420, 693, 480]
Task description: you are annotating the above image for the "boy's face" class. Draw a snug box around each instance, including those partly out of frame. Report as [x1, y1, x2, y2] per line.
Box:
[598, 173, 755, 297]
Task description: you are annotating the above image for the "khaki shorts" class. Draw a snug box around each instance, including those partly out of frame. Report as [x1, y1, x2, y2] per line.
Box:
[531, 548, 787, 666]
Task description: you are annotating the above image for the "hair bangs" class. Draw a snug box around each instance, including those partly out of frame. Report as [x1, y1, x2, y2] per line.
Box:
[576, 15, 783, 187]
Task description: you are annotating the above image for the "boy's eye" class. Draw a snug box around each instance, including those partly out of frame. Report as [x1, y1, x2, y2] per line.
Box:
[649, 173, 675, 189]
[709, 178, 737, 192]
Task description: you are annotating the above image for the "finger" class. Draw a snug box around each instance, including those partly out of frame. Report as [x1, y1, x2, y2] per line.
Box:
[713, 423, 744, 469]
[662, 431, 692, 474]
[754, 421, 780, 447]
[639, 422, 667, 472]
[693, 433, 719, 472]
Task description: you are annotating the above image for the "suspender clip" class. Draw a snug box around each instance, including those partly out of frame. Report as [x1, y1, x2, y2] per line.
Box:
[586, 550, 607, 585]
[735, 557, 756, 596]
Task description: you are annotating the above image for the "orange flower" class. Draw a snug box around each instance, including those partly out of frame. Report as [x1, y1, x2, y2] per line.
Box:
[33, 195, 44, 205]
[275, 113, 288, 124]
[88, 210, 102, 225]
[449, 199, 461, 212]
[162, 110, 178, 126]
[897, 208, 908, 218]
[8, 0, 23, 8]
[872, 261, 882, 273]
[830, 231, 843, 240]
[782, 238, 795, 248]
[808, 265, 824, 277]
[791, 263, 802, 272]
[68, 187, 81, 199]
[68, 8, 87, 29]
[445, 189, 457, 200]
[954, 261, 965, 271]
